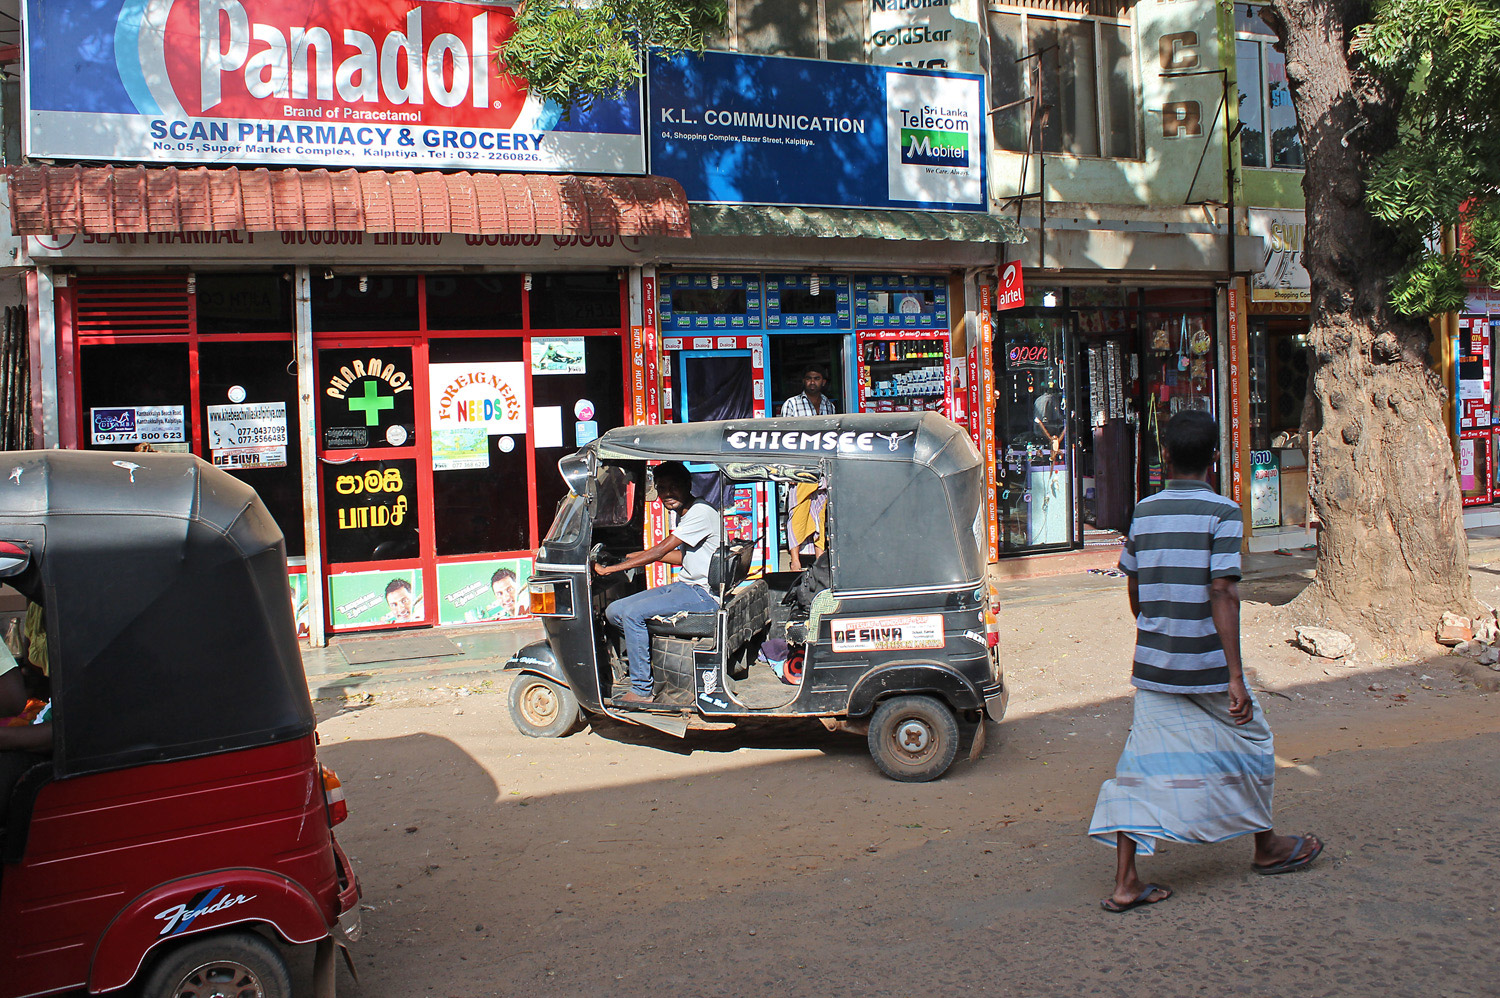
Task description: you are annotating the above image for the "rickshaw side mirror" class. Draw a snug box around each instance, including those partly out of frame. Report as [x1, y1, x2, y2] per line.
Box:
[0, 540, 31, 578]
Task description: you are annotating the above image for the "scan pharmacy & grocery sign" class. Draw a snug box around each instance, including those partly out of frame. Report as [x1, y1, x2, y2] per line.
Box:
[21, 0, 645, 172]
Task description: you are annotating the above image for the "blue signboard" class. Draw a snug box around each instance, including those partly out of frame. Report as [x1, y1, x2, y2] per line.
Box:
[649, 51, 986, 212]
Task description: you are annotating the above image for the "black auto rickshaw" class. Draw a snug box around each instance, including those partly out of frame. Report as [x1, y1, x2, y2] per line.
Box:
[0, 451, 359, 998]
[504, 413, 1005, 781]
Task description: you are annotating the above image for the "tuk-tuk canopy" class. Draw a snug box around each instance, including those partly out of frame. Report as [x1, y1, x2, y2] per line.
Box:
[0, 451, 312, 780]
[591, 413, 987, 591]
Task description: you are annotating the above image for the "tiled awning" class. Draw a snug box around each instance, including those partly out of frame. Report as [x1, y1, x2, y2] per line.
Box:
[689, 204, 1024, 243]
[6, 165, 692, 238]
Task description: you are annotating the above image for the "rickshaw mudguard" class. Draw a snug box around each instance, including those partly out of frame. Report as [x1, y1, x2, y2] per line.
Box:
[503, 639, 570, 688]
[845, 663, 986, 718]
[89, 869, 334, 994]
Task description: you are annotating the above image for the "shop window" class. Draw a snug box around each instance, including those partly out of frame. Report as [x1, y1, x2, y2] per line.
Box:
[531, 337, 625, 537]
[317, 346, 418, 451]
[196, 273, 293, 333]
[426, 275, 523, 330]
[322, 458, 422, 564]
[1235, 3, 1303, 169]
[429, 338, 532, 556]
[310, 276, 419, 332]
[528, 273, 622, 329]
[198, 339, 305, 556]
[988, 8, 1140, 159]
[78, 342, 192, 452]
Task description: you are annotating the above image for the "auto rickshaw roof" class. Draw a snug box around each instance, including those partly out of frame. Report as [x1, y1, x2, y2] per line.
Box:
[591, 414, 987, 591]
[0, 450, 313, 779]
[593, 412, 980, 479]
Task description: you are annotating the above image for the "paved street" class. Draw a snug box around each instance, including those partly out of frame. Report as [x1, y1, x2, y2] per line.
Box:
[301, 557, 1500, 998]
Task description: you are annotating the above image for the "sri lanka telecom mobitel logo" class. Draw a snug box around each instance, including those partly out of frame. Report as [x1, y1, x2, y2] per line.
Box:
[899, 104, 969, 168]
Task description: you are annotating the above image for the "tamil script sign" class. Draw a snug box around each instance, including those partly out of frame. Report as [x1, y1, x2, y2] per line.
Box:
[649, 51, 985, 212]
[21, 0, 644, 173]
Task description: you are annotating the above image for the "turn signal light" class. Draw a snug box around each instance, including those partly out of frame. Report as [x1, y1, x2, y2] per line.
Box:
[321, 765, 348, 826]
[530, 584, 557, 615]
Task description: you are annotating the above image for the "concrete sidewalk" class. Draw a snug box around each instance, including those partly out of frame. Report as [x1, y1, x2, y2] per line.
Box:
[299, 529, 1500, 698]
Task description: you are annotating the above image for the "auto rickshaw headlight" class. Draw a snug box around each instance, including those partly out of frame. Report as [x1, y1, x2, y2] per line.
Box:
[529, 584, 557, 615]
[322, 765, 348, 826]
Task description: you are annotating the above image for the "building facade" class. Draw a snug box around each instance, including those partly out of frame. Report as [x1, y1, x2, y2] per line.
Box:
[1, 0, 1283, 640]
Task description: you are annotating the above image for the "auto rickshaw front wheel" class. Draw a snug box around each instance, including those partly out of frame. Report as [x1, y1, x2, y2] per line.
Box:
[140, 929, 290, 998]
[867, 695, 960, 782]
[508, 673, 584, 738]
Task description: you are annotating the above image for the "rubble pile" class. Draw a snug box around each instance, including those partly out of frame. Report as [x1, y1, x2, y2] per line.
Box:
[1436, 609, 1500, 669]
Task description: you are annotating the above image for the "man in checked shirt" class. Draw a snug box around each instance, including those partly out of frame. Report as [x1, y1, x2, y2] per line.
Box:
[780, 365, 835, 570]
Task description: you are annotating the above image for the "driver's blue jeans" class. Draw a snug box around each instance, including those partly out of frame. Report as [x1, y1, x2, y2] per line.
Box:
[604, 582, 718, 696]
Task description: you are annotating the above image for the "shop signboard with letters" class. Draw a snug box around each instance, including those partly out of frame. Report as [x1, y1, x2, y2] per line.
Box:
[1248, 209, 1310, 303]
[866, 0, 982, 74]
[21, 0, 644, 173]
[649, 51, 985, 211]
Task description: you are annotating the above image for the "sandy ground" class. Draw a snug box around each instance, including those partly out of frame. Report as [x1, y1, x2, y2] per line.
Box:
[301, 565, 1500, 998]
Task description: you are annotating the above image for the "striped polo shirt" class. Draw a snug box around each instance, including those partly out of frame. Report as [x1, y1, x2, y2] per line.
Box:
[1118, 479, 1243, 694]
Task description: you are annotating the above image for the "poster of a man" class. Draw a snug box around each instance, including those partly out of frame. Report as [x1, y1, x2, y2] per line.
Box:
[382, 577, 423, 623]
[481, 568, 521, 619]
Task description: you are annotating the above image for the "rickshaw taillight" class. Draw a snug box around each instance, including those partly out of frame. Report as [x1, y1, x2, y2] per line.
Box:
[985, 584, 1001, 648]
[322, 765, 348, 825]
[530, 584, 557, 615]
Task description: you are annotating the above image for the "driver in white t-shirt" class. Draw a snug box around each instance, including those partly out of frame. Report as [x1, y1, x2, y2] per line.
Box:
[596, 462, 721, 705]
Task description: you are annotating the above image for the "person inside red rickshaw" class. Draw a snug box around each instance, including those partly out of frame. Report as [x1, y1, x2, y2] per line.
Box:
[1, 620, 53, 822]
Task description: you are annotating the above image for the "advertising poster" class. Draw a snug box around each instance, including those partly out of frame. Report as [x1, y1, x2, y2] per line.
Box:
[90, 405, 187, 445]
[22, 0, 645, 173]
[431, 427, 489, 471]
[436, 558, 531, 624]
[1248, 209, 1310, 302]
[430, 361, 526, 469]
[206, 400, 289, 469]
[649, 51, 985, 211]
[328, 569, 423, 628]
[1250, 450, 1281, 528]
[288, 571, 311, 639]
[531, 337, 586, 374]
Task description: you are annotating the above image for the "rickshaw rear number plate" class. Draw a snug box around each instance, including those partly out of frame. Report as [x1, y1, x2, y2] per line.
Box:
[830, 615, 944, 653]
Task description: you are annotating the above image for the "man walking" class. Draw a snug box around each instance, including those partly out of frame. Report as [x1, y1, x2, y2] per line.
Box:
[1090, 410, 1323, 912]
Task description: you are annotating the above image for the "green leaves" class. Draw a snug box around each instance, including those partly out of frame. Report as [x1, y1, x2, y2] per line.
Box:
[498, 0, 728, 114]
[1353, 0, 1500, 315]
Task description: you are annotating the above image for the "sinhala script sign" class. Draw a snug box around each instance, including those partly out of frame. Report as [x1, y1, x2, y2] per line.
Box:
[21, 0, 644, 173]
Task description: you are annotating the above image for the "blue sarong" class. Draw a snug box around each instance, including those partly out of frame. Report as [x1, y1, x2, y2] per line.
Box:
[1089, 688, 1275, 856]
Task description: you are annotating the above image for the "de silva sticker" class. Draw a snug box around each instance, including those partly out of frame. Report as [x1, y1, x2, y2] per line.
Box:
[830, 614, 945, 653]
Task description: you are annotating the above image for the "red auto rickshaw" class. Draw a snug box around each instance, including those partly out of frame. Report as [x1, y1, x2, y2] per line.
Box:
[0, 451, 359, 997]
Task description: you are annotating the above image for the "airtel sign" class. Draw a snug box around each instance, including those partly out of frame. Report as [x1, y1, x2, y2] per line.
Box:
[996, 262, 1025, 310]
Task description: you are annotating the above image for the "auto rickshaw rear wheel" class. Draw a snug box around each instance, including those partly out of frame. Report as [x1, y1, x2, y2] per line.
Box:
[140, 929, 290, 998]
[867, 695, 960, 782]
[508, 673, 584, 738]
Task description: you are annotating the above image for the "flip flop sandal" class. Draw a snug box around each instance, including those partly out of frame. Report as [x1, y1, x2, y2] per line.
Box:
[1100, 883, 1172, 913]
[1254, 834, 1325, 875]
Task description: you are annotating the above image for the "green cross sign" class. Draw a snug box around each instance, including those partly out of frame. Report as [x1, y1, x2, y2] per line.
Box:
[347, 380, 395, 426]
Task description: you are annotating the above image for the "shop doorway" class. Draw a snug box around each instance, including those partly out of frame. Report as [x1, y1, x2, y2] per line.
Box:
[993, 314, 1072, 553]
[767, 334, 849, 414]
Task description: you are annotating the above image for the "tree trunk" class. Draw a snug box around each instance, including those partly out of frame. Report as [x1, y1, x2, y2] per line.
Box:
[1270, 0, 1475, 651]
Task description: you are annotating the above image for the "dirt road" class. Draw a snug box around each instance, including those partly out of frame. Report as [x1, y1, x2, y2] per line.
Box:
[308, 566, 1500, 997]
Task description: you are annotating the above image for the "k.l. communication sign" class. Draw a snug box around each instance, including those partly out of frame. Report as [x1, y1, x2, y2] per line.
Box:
[21, 0, 644, 173]
[648, 51, 985, 212]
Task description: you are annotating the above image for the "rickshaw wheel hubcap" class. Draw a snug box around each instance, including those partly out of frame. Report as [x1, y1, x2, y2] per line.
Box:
[177, 960, 264, 998]
[522, 683, 558, 725]
[894, 719, 933, 756]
